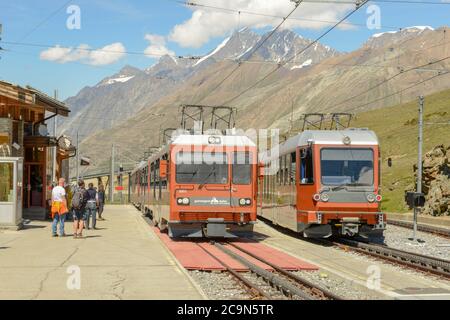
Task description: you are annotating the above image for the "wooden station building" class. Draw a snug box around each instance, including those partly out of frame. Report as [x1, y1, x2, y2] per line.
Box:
[0, 80, 75, 220]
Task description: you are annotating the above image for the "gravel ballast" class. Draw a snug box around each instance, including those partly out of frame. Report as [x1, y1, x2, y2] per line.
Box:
[381, 224, 450, 260]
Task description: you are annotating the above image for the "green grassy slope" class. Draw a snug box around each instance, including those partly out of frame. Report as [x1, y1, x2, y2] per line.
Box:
[352, 89, 450, 213]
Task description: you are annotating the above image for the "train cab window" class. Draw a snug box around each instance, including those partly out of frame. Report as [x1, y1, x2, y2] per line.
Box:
[321, 148, 374, 186]
[232, 152, 252, 185]
[300, 148, 314, 184]
[176, 152, 228, 184]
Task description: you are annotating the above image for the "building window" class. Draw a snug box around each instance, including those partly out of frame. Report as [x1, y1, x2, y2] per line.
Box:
[0, 163, 14, 202]
[18, 91, 26, 102]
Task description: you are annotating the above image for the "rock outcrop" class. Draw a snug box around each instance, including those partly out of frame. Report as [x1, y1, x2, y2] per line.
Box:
[412, 145, 450, 216]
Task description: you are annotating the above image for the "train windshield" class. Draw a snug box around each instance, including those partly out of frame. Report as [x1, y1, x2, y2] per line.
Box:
[176, 152, 228, 184]
[232, 152, 252, 185]
[320, 148, 374, 187]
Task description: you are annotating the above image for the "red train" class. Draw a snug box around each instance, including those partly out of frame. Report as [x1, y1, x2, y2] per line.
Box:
[258, 129, 386, 239]
[130, 133, 258, 238]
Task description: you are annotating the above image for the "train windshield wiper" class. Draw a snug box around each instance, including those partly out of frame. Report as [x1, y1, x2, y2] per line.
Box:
[331, 182, 367, 191]
[198, 166, 216, 189]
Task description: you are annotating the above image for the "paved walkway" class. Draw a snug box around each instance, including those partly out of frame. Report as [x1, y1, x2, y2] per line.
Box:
[0, 206, 205, 300]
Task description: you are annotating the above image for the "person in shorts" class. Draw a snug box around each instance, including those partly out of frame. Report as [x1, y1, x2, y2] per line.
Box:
[72, 180, 88, 239]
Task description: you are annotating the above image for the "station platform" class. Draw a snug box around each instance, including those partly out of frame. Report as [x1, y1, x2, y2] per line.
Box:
[0, 205, 205, 300]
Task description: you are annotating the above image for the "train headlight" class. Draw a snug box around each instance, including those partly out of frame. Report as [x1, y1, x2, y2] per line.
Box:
[239, 198, 252, 206]
[343, 136, 352, 145]
[367, 194, 376, 203]
[208, 136, 222, 144]
[376, 195, 383, 202]
[320, 193, 330, 202]
[313, 194, 321, 202]
[177, 198, 190, 205]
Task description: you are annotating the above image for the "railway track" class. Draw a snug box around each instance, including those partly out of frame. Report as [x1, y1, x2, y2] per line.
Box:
[388, 219, 450, 239]
[198, 242, 342, 300]
[332, 238, 450, 280]
[257, 217, 450, 280]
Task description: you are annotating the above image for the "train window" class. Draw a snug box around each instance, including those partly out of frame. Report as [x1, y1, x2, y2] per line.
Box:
[176, 152, 228, 185]
[290, 152, 297, 185]
[300, 148, 314, 184]
[232, 152, 252, 185]
[284, 155, 289, 186]
[320, 148, 374, 186]
[277, 158, 281, 185]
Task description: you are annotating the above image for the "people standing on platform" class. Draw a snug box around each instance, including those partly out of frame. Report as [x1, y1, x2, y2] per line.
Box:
[51, 178, 69, 237]
[97, 184, 106, 221]
[72, 180, 88, 239]
[85, 183, 98, 230]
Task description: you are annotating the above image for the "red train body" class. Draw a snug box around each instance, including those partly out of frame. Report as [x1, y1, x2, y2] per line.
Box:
[131, 134, 258, 238]
[258, 129, 386, 239]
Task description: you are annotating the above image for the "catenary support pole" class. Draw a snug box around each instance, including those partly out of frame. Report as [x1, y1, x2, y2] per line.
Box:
[76, 131, 80, 182]
[413, 96, 424, 242]
[52, 90, 58, 184]
[110, 143, 115, 203]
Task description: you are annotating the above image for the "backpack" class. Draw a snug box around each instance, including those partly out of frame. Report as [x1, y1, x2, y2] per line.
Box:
[72, 188, 84, 210]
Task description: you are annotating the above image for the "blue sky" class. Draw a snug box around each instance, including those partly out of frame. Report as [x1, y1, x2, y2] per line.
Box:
[0, 0, 449, 100]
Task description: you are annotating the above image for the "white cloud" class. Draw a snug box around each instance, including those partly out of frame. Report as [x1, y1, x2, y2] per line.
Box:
[144, 34, 175, 58]
[169, 0, 354, 48]
[40, 42, 126, 65]
[89, 43, 126, 65]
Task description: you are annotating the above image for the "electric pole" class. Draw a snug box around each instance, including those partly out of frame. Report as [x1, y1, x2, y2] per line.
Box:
[52, 90, 58, 184]
[412, 96, 424, 242]
[76, 131, 80, 182]
[110, 143, 115, 203]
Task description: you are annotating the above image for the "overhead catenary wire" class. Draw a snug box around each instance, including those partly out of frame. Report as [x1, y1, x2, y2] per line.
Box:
[16, 0, 73, 43]
[344, 70, 450, 112]
[170, 0, 403, 31]
[222, 0, 370, 106]
[0, 40, 201, 60]
[196, 0, 304, 103]
[330, 54, 450, 109]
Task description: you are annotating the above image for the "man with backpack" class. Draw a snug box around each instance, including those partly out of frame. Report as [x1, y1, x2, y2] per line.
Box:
[72, 180, 88, 239]
[85, 183, 98, 230]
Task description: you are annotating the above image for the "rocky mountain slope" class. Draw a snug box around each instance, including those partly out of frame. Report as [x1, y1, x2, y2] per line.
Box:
[410, 145, 450, 216]
[60, 28, 337, 138]
[70, 26, 450, 177]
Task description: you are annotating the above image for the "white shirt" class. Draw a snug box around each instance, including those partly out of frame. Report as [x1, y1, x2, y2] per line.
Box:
[52, 186, 66, 202]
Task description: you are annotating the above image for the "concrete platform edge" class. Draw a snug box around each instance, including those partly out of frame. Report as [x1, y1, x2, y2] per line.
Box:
[136, 213, 208, 300]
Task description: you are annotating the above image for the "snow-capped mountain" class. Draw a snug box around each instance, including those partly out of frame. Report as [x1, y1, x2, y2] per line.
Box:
[243, 29, 337, 64]
[61, 28, 339, 138]
[365, 26, 435, 49]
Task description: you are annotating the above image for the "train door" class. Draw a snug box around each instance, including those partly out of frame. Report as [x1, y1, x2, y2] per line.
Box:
[298, 146, 316, 227]
[231, 151, 254, 219]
